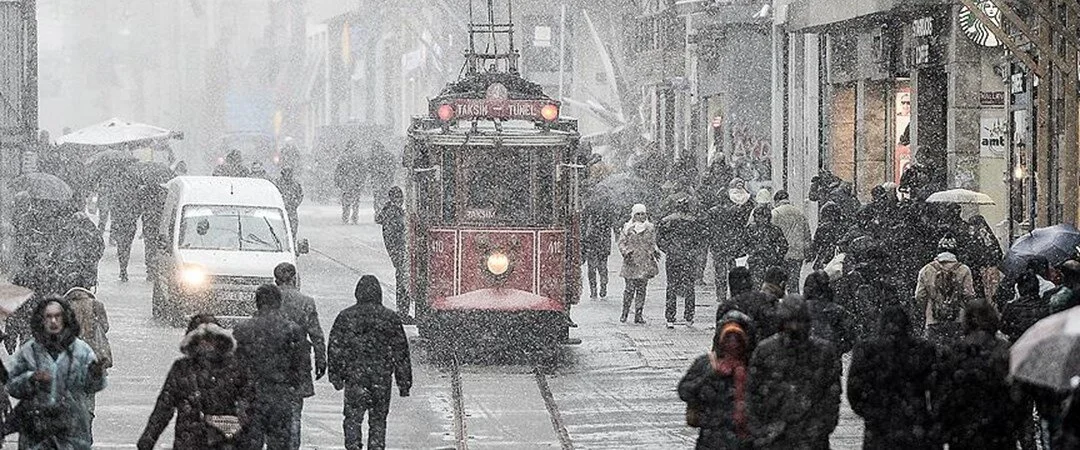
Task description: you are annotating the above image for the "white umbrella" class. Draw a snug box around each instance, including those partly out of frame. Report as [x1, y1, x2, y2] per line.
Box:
[0, 284, 33, 319]
[56, 118, 183, 146]
[926, 188, 996, 205]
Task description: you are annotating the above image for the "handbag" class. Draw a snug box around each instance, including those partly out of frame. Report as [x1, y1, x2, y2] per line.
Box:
[194, 373, 243, 442]
[685, 404, 702, 428]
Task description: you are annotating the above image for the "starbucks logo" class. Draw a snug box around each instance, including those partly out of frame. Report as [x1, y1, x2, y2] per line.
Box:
[960, 1, 1003, 47]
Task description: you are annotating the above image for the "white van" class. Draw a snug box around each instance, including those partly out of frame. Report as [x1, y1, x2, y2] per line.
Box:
[152, 176, 308, 323]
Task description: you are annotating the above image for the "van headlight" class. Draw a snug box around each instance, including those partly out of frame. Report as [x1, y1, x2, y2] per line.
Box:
[486, 252, 509, 276]
[179, 265, 209, 288]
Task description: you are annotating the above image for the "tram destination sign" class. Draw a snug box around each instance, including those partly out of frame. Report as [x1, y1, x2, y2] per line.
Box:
[435, 98, 557, 121]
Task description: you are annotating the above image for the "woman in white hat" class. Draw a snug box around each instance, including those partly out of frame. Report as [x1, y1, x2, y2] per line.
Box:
[618, 204, 660, 324]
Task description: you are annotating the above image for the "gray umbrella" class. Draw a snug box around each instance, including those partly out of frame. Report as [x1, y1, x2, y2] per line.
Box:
[10, 172, 74, 202]
[1010, 306, 1080, 391]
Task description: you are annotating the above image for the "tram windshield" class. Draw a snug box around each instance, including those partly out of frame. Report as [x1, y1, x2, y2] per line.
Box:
[451, 146, 555, 226]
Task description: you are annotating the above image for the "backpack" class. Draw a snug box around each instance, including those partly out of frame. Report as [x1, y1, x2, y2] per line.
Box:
[933, 262, 965, 322]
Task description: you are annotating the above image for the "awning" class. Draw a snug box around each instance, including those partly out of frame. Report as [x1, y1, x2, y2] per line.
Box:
[785, 0, 943, 32]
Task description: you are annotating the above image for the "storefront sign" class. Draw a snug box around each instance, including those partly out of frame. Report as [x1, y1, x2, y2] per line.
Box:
[980, 113, 1007, 157]
[959, 1, 1003, 47]
[980, 91, 1006, 108]
[909, 16, 943, 68]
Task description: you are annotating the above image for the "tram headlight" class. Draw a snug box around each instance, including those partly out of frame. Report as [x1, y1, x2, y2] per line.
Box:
[486, 252, 509, 276]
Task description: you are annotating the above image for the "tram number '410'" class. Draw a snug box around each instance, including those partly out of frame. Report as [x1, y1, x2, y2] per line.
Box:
[547, 240, 563, 254]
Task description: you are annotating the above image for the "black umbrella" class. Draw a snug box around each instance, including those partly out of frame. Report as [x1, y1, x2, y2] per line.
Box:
[9, 172, 74, 202]
[586, 172, 661, 221]
[1002, 224, 1080, 276]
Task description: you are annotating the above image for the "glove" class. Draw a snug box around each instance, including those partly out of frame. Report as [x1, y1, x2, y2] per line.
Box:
[399, 387, 410, 397]
[332, 380, 344, 391]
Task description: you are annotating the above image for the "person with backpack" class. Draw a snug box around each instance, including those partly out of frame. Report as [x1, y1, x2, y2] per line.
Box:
[915, 235, 976, 345]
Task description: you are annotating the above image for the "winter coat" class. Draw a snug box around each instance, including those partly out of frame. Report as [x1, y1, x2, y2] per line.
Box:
[679, 355, 752, 450]
[745, 223, 788, 276]
[57, 214, 104, 289]
[68, 296, 111, 369]
[709, 197, 754, 256]
[138, 323, 257, 450]
[327, 282, 412, 392]
[375, 202, 407, 260]
[1001, 290, 1050, 342]
[915, 255, 976, 326]
[211, 162, 251, 178]
[334, 157, 366, 192]
[717, 292, 779, 342]
[280, 286, 327, 398]
[6, 338, 107, 450]
[275, 177, 304, 212]
[847, 319, 938, 449]
[748, 333, 841, 450]
[658, 211, 704, 259]
[933, 331, 1026, 449]
[581, 208, 614, 259]
[618, 221, 659, 280]
[771, 200, 811, 261]
[232, 310, 309, 396]
[806, 298, 857, 355]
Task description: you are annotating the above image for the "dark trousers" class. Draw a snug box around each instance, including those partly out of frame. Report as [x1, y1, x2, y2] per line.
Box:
[927, 322, 963, 347]
[622, 279, 648, 320]
[784, 259, 802, 294]
[343, 384, 392, 450]
[290, 397, 304, 450]
[253, 387, 297, 450]
[585, 254, 609, 298]
[665, 254, 696, 323]
[711, 249, 736, 302]
[390, 251, 410, 316]
[342, 190, 361, 224]
[287, 208, 300, 238]
[113, 225, 136, 277]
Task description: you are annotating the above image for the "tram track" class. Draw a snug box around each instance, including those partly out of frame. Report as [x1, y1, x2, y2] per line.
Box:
[448, 351, 574, 450]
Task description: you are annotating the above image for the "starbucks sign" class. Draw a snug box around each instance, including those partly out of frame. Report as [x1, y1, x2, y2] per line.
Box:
[959, 1, 1003, 47]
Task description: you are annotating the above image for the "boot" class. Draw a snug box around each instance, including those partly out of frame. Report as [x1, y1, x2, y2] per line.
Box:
[634, 309, 646, 324]
[620, 304, 629, 323]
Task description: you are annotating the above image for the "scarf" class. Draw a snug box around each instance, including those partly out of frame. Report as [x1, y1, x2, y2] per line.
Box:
[728, 188, 751, 205]
[709, 327, 749, 439]
[625, 220, 652, 234]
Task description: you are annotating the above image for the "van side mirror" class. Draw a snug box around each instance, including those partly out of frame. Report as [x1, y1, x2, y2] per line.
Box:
[297, 238, 310, 255]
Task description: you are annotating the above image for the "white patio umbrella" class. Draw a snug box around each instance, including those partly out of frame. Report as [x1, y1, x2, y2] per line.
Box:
[56, 118, 182, 147]
[925, 188, 996, 205]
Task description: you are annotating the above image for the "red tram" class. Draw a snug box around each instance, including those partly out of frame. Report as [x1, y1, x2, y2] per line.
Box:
[404, 2, 584, 349]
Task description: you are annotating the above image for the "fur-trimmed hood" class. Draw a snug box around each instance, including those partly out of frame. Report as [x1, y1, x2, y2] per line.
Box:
[179, 322, 236, 358]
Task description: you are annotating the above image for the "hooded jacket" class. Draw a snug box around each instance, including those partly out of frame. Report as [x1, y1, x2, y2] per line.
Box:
[748, 296, 841, 450]
[138, 323, 257, 450]
[717, 267, 779, 341]
[679, 312, 755, 450]
[745, 207, 788, 274]
[618, 218, 659, 280]
[233, 299, 309, 394]
[327, 276, 412, 393]
[7, 298, 107, 450]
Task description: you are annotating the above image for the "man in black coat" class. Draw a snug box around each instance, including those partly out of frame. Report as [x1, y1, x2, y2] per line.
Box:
[847, 306, 938, 449]
[658, 197, 704, 328]
[375, 187, 412, 323]
[328, 275, 413, 450]
[275, 167, 304, 237]
[748, 294, 841, 450]
[274, 263, 326, 450]
[335, 142, 366, 225]
[233, 285, 310, 450]
[717, 267, 780, 340]
[707, 178, 754, 301]
[933, 300, 1027, 450]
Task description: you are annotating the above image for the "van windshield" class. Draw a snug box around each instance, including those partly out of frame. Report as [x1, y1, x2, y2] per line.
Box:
[178, 205, 290, 253]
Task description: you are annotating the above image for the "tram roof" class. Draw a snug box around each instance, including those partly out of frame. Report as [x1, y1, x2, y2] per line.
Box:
[408, 118, 578, 147]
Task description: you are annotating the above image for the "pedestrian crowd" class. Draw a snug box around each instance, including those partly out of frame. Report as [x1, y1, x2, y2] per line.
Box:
[619, 157, 1080, 448]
